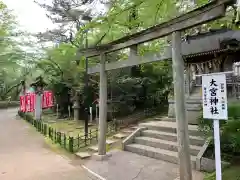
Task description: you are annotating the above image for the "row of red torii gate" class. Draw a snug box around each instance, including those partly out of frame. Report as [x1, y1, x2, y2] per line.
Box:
[20, 91, 54, 112]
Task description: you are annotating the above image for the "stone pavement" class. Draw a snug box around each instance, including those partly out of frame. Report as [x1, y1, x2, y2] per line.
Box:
[84, 150, 204, 180]
[0, 108, 94, 180]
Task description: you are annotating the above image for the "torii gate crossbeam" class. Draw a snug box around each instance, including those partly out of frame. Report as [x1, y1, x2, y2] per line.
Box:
[79, 0, 234, 58]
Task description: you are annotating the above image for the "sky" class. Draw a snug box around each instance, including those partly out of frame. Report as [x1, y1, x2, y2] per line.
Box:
[2, 0, 56, 33]
[2, 0, 107, 50]
[2, 0, 107, 34]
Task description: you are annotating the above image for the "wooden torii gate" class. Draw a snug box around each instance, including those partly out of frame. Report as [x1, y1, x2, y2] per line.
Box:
[78, 1, 236, 179]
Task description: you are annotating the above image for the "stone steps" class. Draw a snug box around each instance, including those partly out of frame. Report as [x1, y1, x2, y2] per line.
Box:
[124, 119, 205, 169]
[113, 133, 128, 139]
[141, 130, 205, 146]
[122, 129, 135, 134]
[139, 121, 202, 137]
[75, 152, 91, 159]
[125, 143, 196, 169]
[88, 145, 98, 152]
[134, 136, 201, 156]
[154, 116, 175, 122]
[187, 106, 202, 111]
[168, 104, 201, 110]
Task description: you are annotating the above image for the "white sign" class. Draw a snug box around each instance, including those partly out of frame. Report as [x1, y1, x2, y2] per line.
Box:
[202, 73, 228, 120]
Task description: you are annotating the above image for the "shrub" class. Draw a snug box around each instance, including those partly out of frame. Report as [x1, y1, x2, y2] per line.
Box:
[220, 118, 240, 154]
[198, 102, 240, 155]
[227, 102, 240, 119]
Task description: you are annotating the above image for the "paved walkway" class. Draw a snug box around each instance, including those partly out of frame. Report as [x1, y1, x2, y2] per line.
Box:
[0, 108, 93, 180]
[84, 150, 204, 180]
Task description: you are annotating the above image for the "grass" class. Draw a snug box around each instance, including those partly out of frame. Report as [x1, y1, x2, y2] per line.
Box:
[44, 137, 72, 157]
[39, 110, 167, 153]
[41, 111, 97, 137]
[204, 165, 240, 180]
[40, 111, 118, 152]
[21, 111, 119, 155]
[44, 129, 121, 154]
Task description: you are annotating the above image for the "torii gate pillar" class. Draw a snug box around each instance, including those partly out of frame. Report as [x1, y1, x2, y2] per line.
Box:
[97, 53, 108, 157]
[172, 31, 192, 180]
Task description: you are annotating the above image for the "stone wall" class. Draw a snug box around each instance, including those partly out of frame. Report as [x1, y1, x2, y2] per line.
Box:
[200, 157, 230, 172]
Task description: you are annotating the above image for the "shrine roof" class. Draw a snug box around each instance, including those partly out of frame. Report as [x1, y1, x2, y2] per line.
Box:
[183, 29, 240, 61]
[184, 28, 231, 41]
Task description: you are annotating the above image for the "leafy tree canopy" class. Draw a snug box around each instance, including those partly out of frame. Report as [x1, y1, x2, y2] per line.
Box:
[0, 1, 37, 100]
[2, 0, 239, 116]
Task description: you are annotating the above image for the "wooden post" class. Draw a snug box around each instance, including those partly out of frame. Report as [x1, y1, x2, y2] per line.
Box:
[190, 64, 195, 89]
[96, 103, 99, 124]
[196, 64, 203, 85]
[68, 105, 71, 119]
[205, 63, 210, 73]
[172, 31, 192, 180]
[233, 63, 238, 97]
[127, 44, 138, 74]
[73, 92, 80, 120]
[89, 106, 93, 123]
[130, 45, 138, 58]
[98, 53, 108, 155]
[191, 64, 196, 82]
[212, 60, 218, 72]
[185, 63, 190, 97]
[56, 104, 59, 118]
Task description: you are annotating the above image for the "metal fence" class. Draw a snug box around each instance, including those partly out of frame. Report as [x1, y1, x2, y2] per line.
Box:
[18, 111, 117, 153]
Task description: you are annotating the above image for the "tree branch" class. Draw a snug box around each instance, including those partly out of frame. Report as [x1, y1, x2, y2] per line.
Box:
[2, 81, 22, 98]
[154, 0, 164, 23]
[47, 57, 64, 80]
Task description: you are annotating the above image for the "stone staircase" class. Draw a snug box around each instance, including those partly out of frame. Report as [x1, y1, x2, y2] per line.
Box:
[124, 117, 205, 169]
[188, 86, 201, 100]
[168, 86, 202, 124]
[75, 125, 138, 159]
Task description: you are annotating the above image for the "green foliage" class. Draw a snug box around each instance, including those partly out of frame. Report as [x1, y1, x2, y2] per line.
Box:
[37, 43, 84, 91]
[106, 61, 172, 117]
[204, 165, 240, 180]
[0, 2, 34, 100]
[227, 102, 240, 119]
[33, 43, 88, 117]
[33, 0, 240, 119]
[74, 0, 240, 47]
[198, 102, 240, 155]
[221, 118, 240, 154]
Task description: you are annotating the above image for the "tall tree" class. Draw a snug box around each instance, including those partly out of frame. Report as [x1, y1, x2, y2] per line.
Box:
[34, 0, 108, 47]
[0, 1, 36, 100]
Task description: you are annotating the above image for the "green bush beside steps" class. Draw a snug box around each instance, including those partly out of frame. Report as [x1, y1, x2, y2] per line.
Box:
[198, 102, 240, 158]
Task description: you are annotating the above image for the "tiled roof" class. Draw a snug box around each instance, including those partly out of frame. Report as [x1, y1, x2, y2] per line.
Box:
[185, 48, 229, 58]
